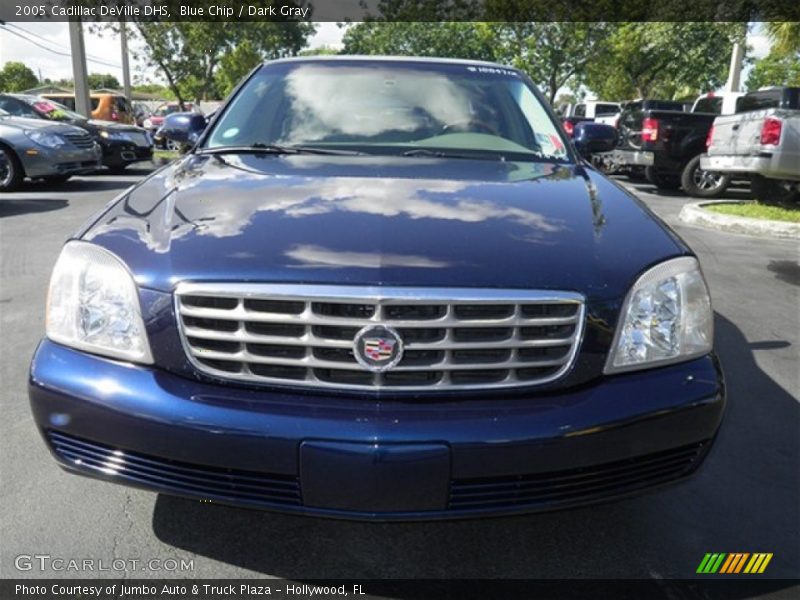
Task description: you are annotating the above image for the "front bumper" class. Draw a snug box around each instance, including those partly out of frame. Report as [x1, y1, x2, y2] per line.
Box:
[21, 144, 102, 178]
[29, 339, 725, 520]
[100, 140, 154, 167]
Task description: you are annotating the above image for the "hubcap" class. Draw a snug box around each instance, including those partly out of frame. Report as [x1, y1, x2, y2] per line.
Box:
[693, 165, 724, 190]
[0, 150, 12, 187]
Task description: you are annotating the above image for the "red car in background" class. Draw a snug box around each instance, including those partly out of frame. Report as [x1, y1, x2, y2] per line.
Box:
[142, 102, 194, 133]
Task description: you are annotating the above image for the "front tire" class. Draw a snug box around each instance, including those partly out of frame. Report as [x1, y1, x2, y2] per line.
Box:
[0, 145, 24, 192]
[106, 163, 129, 174]
[645, 166, 681, 191]
[681, 155, 730, 198]
[42, 174, 72, 184]
[750, 175, 800, 206]
[626, 167, 647, 181]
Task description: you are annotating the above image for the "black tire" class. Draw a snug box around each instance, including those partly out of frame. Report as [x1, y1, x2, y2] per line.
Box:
[750, 175, 800, 206]
[680, 155, 731, 198]
[0, 145, 24, 193]
[42, 174, 72, 184]
[645, 166, 681, 191]
[626, 167, 647, 181]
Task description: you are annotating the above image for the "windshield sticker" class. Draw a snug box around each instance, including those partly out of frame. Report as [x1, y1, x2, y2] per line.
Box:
[466, 66, 519, 77]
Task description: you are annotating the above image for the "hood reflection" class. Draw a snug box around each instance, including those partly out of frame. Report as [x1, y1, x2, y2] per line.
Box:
[99, 157, 568, 254]
[285, 244, 452, 269]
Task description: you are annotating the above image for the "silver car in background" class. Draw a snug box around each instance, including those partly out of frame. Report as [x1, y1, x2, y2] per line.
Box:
[702, 87, 800, 204]
[0, 109, 102, 192]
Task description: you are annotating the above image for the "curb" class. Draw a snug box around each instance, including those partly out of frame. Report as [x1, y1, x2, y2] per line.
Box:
[679, 200, 800, 240]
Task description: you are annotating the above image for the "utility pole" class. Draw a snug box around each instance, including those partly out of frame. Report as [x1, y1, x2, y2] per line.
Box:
[725, 42, 745, 93]
[120, 21, 132, 103]
[68, 20, 91, 117]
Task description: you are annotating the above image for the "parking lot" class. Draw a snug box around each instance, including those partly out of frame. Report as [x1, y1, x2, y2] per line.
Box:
[0, 165, 797, 582]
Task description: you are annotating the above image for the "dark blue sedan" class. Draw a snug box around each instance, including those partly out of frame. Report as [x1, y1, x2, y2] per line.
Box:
[29, 57, 724, 520]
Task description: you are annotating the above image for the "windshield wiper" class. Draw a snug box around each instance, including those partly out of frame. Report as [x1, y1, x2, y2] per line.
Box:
[196, 143, 363, 156]
[401, 148, 506, 161]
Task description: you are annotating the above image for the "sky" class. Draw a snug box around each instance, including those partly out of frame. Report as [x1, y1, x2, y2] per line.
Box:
[0, 22, 347, 84]
[0, 22, 772, 92]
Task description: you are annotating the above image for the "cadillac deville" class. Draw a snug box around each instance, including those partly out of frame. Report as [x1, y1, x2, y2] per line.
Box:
[29, 57, 725, 519]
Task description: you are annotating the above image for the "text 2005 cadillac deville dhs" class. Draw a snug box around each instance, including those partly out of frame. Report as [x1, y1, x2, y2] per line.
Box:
[29, 57, 725, 519]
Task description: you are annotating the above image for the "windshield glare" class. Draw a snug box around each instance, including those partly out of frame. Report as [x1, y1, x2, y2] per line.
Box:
[34, 99, 83, 121]
[207, 61, 570, 161]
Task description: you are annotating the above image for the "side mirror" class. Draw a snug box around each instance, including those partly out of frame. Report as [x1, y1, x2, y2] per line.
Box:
[161, 112, 207, 146]
[573, 122, 618, 158]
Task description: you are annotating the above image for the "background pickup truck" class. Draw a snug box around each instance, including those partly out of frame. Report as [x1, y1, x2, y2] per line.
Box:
[561, 101, 621, 137]
[609, 94, 743, 197]
[702, 87, 800, 205]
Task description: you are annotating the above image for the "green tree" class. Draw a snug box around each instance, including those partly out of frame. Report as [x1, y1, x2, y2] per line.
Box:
[126, 21, 314, 106]
[342, 21, 612, 103]
[747, 51, 800, 90]
[215, 40, 263, 98]
[0, 61, 39, 92]
[132, 83, 176, 100]
[343, 22, 495, 61]
[87, 73, 121, 90]
[766, 22, 800, 56]
[297, 45, 341, 56]
[480, 22, 615, 103]
[586, 23, 746, 100]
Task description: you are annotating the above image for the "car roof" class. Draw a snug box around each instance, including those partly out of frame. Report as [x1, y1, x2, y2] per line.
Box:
[264, 55, 520, 71]
[3, 93, 38, 101]
[40, 92, 124, 98]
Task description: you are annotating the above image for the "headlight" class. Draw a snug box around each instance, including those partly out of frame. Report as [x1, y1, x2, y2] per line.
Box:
[46, 241, 153, 364]
[26, 130, 66, 148]
[605, 256, 712, 373]
[99, 130, 131, 141]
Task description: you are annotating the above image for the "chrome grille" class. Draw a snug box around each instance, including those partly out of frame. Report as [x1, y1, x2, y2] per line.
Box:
[63, 131, 94, 148]
[175, 284, 585, 391]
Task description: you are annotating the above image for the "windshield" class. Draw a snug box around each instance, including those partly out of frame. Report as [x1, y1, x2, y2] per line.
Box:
[32, 98, 84, 121]
[206, 60, 571, 162]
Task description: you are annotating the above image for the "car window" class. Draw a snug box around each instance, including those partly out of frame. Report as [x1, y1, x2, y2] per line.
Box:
[595, 103, 619, 116]
[90, 98, 100, 110]
[644, 100, 684, 111]
[574, 104, 586, 117]
[33, 98, 84, 121]
[735, 89, 798, 113]
[0, 97, 36, 117]
[113, 97, 131, 113]
[48, 96, 76, 111]
[208, 61, 570, 161]
[693, 97, 723, 114]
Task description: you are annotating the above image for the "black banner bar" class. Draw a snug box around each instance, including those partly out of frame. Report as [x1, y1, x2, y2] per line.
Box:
[1, 0, 800, 23]
[2, 579, 799, 600]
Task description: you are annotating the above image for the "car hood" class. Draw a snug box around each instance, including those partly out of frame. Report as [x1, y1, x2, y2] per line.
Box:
[0, 115, 84, 134]
[81, 153, 688, 301]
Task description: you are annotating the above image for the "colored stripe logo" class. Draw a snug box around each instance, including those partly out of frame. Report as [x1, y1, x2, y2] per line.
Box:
[697, 553, 773, 574]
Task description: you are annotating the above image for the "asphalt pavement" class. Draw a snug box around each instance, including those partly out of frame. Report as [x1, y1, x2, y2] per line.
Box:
[0, 165, 797, 587]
